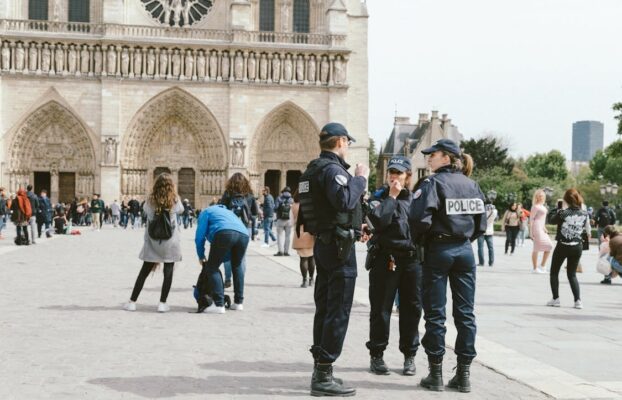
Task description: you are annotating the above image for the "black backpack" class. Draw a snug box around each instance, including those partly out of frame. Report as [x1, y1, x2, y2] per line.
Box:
[597, 207, 614, 227]
[148, 208, 173, 241]
[229, 194, 251, 226]
[277, 200, 292, 220]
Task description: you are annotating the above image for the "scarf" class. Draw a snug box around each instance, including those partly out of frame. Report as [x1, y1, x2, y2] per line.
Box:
[16, 189, 32, 219]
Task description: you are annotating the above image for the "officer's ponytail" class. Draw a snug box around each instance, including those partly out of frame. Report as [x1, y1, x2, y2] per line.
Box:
[461, 153, 474, 177]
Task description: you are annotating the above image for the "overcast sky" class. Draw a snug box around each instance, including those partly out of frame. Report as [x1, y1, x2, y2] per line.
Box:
[367, 0, 622, 159]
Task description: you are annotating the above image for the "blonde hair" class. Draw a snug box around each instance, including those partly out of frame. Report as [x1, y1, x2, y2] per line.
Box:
[532, 189, 546, 206]
[444, 152, 474, 177]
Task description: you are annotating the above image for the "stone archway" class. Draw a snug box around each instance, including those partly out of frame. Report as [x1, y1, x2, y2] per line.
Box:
[7, 101, 97, 203]
[121, 87, 227, 207]
[249, 101, 320, 195]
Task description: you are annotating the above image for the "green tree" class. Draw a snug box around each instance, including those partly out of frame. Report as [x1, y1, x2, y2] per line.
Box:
[368, 138, 379, 190]
[460, 136, 513, 173]
[613, 102, 622, 135]
[524, 150, 568, 182]
[589, 140, 622, 184]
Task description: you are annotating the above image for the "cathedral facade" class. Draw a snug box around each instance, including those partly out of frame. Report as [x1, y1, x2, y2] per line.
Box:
[0, 0, 369, 206]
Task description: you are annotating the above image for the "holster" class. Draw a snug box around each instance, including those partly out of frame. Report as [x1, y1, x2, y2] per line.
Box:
[334, 226, 356, 261]
[365, 242, 379, 271]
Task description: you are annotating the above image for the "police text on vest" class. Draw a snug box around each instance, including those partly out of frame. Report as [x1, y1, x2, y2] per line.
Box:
[445, 198, 485, 215]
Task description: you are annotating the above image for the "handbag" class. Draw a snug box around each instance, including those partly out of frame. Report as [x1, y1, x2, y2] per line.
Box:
[596, 256, 612, 275]
[581, 231, 589, 251]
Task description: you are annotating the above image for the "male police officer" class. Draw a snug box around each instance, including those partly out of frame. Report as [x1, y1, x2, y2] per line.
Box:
[409, 139, 486, 393]
[297, 122, 368, 397]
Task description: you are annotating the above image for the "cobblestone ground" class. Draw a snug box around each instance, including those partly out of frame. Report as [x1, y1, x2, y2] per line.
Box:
[0, 225, 616, 399]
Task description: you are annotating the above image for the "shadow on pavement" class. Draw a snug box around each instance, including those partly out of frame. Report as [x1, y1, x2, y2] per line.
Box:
[525, 312, 622, 321]
[199, 360, 363, 373]
[40, 304, 196, 313]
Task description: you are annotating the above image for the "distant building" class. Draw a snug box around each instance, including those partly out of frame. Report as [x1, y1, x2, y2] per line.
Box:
[572, 121, 604, 162]
[376, 111, 463, 189]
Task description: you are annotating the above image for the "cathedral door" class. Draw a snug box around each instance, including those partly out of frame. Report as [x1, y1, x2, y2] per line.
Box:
[153, 167, 171, 179]
[34, 172, 51, 195]
[59, 172, 76, 203]
[178, 168, 195, 206]
[264, 170, 280, 198]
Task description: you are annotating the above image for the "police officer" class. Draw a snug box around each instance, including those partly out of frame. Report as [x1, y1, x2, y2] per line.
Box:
[365, 156, 422, 376]
[408, 139, 486, 393]
[297, 122, 368, 397]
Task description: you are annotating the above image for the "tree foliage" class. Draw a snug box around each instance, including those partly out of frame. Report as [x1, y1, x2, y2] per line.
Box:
[614, 102, 622, 135]
[368, 138, 379, 190]
[589, 140, 622, 184]
[460, 136, 513, 173]
[524, 150, 568, 182]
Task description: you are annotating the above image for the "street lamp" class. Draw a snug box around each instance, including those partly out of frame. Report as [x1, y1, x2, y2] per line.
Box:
[506, 192, 516, 204]
[543, 187, 553, 206]
[487, 190, 497, 203]
[600, 182, 619, 198]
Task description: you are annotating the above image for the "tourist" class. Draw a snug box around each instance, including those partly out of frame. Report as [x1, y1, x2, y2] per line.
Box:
[53, 204, 68, 234]
[36, 189, 52, 238]
[595, 201, 616, 245]
[128, 196, 141, 228]
[110, 200, 121, 227]
[195, 204, 250, 313]
[124, 173, 184, 313]
[529, 190, 553, 273]
[501, 203, 521, 255]
[260, 186, 277, 248]
[600, 225, 619, 284]
[292, 190, 315, 287]
[90, 194, 104, 230]
[274, 186, 294, 256]
[547, 189, 590, 309]
[11, 188, 32, 245]
[26, 184, 39, 244]
[517, 203, 530, 246]
[0, 187, 7, 240]
[120, 197, 129, 228]
[477, 201, 497, 267]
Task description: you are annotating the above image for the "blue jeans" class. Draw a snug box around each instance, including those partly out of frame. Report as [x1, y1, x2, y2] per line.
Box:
[477, 235, 494, 266]
[199, 230, 249, 306]
[263, 217, 277, 244]
[609, 256, 622, 274]
[223, 257, 246, 285]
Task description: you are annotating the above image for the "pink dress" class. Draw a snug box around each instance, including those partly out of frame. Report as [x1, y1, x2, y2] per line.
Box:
[530, 204, 553, 252]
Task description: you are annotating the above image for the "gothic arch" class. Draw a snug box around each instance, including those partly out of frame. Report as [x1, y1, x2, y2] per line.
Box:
[121, 87, 228, 200]
[250, 101, 320, 192]
[6, 100, 97, 195]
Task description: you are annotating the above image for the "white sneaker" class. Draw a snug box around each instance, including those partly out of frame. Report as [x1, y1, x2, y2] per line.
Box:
[574, 300, 583, 309]
[230, 303, 244, 311]
[124, 301, 136, 311]
[261, 243, 269, 248]
[203, 304, 226, 314]
[157, 302, 170, 313]
[537, 267, 547, 274]
[531, 269, 537, 274]
[546, 298, 560, 307]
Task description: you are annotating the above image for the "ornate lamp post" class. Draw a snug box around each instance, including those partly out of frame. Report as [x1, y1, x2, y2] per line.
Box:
[600, 182, 619, 199]
[487, 189, 497, 203]
[543, 186, 553, 206]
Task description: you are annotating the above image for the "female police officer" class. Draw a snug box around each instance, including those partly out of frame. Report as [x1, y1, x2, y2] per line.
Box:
[409, 139, 486, 393]
[365, 156, 422, 377]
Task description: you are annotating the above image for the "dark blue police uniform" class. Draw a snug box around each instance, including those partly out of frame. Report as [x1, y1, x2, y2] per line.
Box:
[366, 159, 422, 375]
[409, 139, 486, 392]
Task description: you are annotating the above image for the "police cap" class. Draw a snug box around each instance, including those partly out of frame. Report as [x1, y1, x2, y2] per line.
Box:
[320, 122, 356, 143]
[421, 138, 461, 157]
[387, 156, 411, 172]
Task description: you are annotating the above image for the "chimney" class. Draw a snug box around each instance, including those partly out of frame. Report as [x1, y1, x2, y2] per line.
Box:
[418, 113, 429, 125]
[431, 110, 439, 120]
[395, 116, 411, 125]
[441, 114, 448, 122]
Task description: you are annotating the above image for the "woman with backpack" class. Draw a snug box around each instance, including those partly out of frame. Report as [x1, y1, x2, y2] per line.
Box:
[274, 186, 294, 256]
[220, 173, 258, 288]
[11, 188, 32, 245]
[124, 173, 184, 313]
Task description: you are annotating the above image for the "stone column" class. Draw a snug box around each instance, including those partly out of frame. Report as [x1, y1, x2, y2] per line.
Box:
[50, 169, 59, 205]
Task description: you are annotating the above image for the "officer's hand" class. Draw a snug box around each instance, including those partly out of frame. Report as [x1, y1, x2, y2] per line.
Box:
[355, 163, 370, 179]
[389, 181, 402, 198]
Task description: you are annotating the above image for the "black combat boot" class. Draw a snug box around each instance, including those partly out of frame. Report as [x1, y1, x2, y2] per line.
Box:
[370, 356, 390, 375]
[310, 364, 356, 397]
[447, 362, 471, 393]
[313, 360, 343, 385]
[403, 355, 416, 376]
[420, 360, 443, 391]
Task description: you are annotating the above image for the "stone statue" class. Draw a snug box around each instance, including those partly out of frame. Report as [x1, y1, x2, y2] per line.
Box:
[134, 50, 142, 76]
[234, 52, 244, 80]
[183, 0, 197, 26]
[171, 0, 183, 27]
[15, 43, 25, 71]
[185, 50, 194, 78]
[104, 138, 117, 165]
[94, 47, 102, 74]
[282, 0, 291, 31]
[209, 51, 218, 79]
[80, 46, 89, 74]
[107, 46, 116, 75]
[232, 141, 245, 167]
[147, 49, 156, 75]
[171, 50, 181, 77]
[283, 55, 293, 82]
[272, 55, 281, 82]
[320, 56, 329, 84]
[247, 53, 256, 80]
[53, 0, 62, 22]
[221, 52, 230, 80]
[1, 44, 9, 70]
[55, 45, 64, 73]
[334, 57, 345, 84]
[41, 45, 51, 72]
[296, 54, 304, 82]
[67, 45, 77, 73]
[196, 51, 206, 79]
[29, 45, 38, 71]
[163, 1, 172, 26]
[159, 50, 168, 75]
[121, 48, 129, 76]
[259, 54, 268, 81]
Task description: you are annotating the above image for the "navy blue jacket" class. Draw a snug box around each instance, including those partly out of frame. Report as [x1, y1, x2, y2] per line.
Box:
[368, 186, 415, 251]
[262, 194, 275, 218]
[409, 166, 486, 242]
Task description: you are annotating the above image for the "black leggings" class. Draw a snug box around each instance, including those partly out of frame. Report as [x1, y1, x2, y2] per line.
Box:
[300, 256, 316, 280]
[550, 243, 582, 301]
[130, 262, 174, 303]
[505, 226, 519, 254]
[16, 225, 29, 242]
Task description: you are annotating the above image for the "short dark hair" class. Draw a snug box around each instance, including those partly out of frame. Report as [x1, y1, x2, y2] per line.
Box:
[263, 186, 270, 195]
[40, 189, 47, 195]
[319, 134, 341, 151]
[27, 184, 33, 191]
[563, 188, 584, 208]
[603, 201, 609, 207]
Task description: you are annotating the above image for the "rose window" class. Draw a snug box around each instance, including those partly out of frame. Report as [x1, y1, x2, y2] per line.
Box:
[140, 0, 214, 27]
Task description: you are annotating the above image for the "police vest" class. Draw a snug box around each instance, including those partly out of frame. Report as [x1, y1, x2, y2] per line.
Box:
[297, 157, 362, 235]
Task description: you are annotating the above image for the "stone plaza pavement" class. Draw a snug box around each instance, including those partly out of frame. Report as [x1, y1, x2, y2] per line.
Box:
[1, 226, 621, 399]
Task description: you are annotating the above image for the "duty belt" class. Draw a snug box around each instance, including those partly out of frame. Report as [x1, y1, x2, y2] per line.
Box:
[428, 234, 468, 243]
[380, 248, 416, 258]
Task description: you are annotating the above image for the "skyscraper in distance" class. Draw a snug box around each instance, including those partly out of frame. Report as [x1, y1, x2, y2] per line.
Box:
[572, 121, 604, 161]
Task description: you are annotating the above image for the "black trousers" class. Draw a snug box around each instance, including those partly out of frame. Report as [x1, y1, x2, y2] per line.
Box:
[550, 242, 582, 301]
[130, 262, 174, 303]
[366, 252, 422, 358]
[505, 226, 519, 254]
[311, 240, 357, 364]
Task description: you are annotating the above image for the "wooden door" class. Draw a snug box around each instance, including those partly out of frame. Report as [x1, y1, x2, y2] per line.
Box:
[178, 168, 195, 206]
[58, 172, 75, 204]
